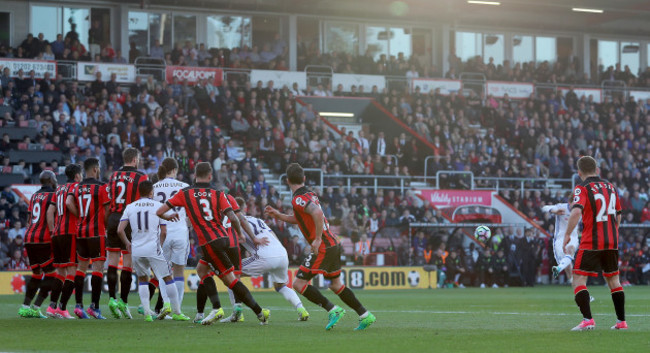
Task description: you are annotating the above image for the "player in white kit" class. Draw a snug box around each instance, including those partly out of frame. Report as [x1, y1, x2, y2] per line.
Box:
[117, 180, 190, 322]
[542, 200, 580, 280]
[153, 158, 190, 307]
[221, 197, 309, 322]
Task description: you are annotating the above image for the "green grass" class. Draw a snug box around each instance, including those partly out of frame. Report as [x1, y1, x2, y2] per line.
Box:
[0, 286, 649, 352]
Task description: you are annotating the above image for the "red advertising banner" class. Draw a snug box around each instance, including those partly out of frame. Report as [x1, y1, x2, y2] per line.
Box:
[417, 190, 493, 208]
[165, 66, 223, 86]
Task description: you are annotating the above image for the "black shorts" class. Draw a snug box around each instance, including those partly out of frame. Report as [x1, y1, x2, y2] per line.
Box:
[297, 244, 342, 281]
[52, 234, 76, 268]
[199, 238, 234, 279]
[226, 246, 242, 275]
[77, 236, 106, 262]
[574, 249, 619, 277]
[25, 243, 54, 272]
[107, 212, 131, 253]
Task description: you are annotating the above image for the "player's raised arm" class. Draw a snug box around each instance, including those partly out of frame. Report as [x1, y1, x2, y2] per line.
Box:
[304, 202, 324, 253]
[265, 205, 298, 224]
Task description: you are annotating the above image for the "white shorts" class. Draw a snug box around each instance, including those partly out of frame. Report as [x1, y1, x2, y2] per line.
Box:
[242, 255, 289, 284]
[162, 231, 190, 266]
[133, 254, 171, 280]
[554, 236, 579, 263]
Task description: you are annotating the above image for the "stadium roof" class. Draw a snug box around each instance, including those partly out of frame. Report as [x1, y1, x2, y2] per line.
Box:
[132, 0, 650, 37]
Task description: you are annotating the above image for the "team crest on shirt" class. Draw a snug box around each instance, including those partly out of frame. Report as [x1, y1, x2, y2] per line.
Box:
[574, 189, 581, 195]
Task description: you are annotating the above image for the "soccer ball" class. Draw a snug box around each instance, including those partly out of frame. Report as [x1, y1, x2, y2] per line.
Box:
[408, 271, 420, 287]
[474, 225, 492, 243]
[187, 273, 200, 291]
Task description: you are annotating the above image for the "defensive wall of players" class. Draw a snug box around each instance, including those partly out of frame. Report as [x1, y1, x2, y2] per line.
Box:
[0, 266, 435, 295]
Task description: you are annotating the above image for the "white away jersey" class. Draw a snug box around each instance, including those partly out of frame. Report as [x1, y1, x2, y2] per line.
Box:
[541, 203, 580, 241]
[241, 216, 287, 259]
[121, 198, 166, 257]
[153, 178, 189, 234]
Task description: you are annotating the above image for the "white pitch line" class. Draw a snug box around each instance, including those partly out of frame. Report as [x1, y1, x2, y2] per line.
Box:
[262, 306, 650, 317]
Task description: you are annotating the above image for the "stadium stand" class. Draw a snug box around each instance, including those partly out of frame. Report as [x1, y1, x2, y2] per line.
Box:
[0, 30, 648, 287]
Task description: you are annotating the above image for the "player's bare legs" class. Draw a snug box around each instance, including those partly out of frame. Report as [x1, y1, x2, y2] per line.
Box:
[604, 274, 627, 329]
[74, 259, 90, 319]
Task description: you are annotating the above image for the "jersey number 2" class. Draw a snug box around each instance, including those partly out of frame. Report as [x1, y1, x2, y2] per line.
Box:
[594, 193, 616, 222]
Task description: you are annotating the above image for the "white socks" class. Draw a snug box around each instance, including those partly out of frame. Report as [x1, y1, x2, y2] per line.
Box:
[277, 286, 304, 310]
[557, 255, 574, 272]
[164, 280, 180, 314]
[138, 282, 150, 315]
[159, 279, 170, 304]
[174, 277, 185, 306]
[228, 288, 237, 307]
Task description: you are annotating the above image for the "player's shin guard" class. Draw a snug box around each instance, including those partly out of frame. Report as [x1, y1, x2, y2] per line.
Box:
[229, 279, 262, 315]
[611, 287, 625, 322]
[107, 265, 119, 299]
[574, 285, 592, 320]
[24, 273, 44, 306]
[34, 273, 57, 307]
[91, 272, 103, 308]
[120, 267, 133, 303]
[299, 284, 335, 311]
[164, 280, 180, 314]
[196, 282, 207, 313]
[138, 282, 150, 315]
[202, 276, 221, 310]
[49, 274, 65, 308]
[277, 285, 303, 309]
[74, 271, 85, 305]
[335, 286, 367, 316]
[59, 276, 75, 311]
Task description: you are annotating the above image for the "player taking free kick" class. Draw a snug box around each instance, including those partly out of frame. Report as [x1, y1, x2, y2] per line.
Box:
[265, 163, 375, 331]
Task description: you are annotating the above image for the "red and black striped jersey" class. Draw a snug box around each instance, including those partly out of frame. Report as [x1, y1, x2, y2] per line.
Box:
[25, 187, 56, 243]
[223, 193, 240, 247]
[53, 182, 79, 236]
[291, 186, 339, 250]
[74, 178, 110, 238]
[108, 166, 148, 214]
[572, 177, 622, 250]
[167, 183, 232, 247]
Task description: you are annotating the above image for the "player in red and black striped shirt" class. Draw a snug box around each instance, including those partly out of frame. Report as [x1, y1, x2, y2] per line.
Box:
[265, 163, 376, 331]
[49, 164, 83, 319]
[156, 162, 269, 325]
[19, 171, 58, 319]
[563, 156, 626, 331]
[68, 158, 110, 319]
[106, 148, 147, 319]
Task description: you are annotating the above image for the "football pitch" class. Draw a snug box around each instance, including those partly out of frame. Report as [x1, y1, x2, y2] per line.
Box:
[0, 286, 648, 353]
